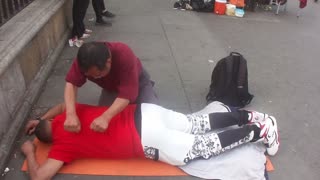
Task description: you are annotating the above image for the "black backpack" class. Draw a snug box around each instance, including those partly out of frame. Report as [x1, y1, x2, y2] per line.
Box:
[190, 0, 215, 12]
[206, 52, 254, 108]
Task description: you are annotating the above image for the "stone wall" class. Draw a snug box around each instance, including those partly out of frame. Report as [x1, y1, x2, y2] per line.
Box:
[0, 0, 72, 170]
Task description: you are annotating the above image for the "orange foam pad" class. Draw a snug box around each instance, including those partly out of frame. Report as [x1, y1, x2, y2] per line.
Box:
[266, 156, 275, 172]
[21, 139, 187, 176]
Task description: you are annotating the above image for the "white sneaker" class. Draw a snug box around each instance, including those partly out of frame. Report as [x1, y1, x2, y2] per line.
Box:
[85, 29, 93, 34]
[248, 111, 269, 123]
[256, 116, 280, 156]
[80, 33, 90, 39]
[68, 38, 75, 47]
[74, 39, 83, 47]
[68, 38, 83, 48]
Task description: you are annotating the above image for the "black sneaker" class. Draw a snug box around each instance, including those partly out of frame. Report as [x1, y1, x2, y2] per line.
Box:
[102, 11, 116, 18]
[173, 2, 181, 9]
[95, 19, 112, 26]
[181, 2, 187, 10]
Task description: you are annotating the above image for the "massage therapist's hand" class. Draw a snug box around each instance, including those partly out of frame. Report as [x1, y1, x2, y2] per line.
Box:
[64, 113, 81, 133]
[21, 140, 36, 155]
[90, 114, 111, 132]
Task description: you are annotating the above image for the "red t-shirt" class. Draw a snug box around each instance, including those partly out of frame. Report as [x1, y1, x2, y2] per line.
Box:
[65, 42, 142, 102]
[48, 104, 144, 163]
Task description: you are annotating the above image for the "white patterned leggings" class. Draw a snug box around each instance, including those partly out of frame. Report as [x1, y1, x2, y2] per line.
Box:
[141, 103, 258, 166]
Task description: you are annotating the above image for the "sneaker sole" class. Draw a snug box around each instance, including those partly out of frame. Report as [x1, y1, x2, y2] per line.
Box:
[266, 116, 280, 156]
[68, 39, 74, 47]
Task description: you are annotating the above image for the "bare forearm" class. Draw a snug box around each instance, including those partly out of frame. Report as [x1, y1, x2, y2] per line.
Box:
[25, 152, 40, 180]
[64, 82, 77, 115]
[102, 98, 130, 120]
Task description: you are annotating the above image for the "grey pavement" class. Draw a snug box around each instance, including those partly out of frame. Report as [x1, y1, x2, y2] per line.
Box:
[2, 0, 320, 179]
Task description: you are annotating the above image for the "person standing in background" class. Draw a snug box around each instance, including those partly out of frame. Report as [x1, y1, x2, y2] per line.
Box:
[69, 0, 92, 47]
[92, 0, 115, 26]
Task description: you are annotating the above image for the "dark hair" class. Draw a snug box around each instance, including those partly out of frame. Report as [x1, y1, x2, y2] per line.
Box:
[35, 121, 52, 143]
[77, 42, 111, 72]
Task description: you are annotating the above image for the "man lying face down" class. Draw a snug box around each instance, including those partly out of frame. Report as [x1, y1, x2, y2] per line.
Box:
[21, 102, 280, 180]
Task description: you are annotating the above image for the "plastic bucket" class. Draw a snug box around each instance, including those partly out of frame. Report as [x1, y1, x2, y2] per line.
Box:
[214, 0, 227, 15]
[235, 8, 245, 17]
[226, 4, 236, 16]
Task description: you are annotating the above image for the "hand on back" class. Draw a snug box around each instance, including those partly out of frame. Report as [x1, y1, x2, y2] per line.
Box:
[64, 113, 81, 132]
[90, 115, 111, 132]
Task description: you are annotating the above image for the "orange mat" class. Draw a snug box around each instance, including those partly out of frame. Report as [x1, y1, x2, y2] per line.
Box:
[21, 139, 274, 175]
[266, 156, 275, 172]
[21, 139, 187, 176]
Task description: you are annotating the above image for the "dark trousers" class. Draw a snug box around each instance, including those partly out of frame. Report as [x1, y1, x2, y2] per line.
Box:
[72, 0, 90, 38]
[92, 0, 106, 21]
[207, 111, 260, 148]
[98, 68, 159, 106]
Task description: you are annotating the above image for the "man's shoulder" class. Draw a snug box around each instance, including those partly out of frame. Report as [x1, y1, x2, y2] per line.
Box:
[75, 103, 108, 110]
[107, 42, 133, 55]
[107, 41, 129, 48]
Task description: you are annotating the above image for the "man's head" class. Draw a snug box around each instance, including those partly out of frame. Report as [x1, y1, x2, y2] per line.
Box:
[77, 42, 112, 79]
[35, 120, 52, 143]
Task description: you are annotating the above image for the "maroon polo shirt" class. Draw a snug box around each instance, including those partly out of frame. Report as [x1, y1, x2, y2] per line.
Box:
[65, 42, 142, 102]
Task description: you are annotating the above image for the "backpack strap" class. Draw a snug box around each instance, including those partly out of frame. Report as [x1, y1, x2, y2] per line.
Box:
[234, 53, 254, 106]
[236, 54, 247, 88]
[225, 55, 234, 90]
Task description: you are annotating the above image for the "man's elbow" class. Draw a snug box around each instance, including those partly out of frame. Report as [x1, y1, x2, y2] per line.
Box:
[30, 171, 51, 180]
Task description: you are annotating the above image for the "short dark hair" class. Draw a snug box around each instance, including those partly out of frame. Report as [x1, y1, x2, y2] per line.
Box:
[35, 121, 52, 143]
[77, 42, 111, 72]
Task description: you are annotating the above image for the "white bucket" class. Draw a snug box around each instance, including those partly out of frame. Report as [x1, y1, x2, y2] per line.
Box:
[226, 4, 236, 16]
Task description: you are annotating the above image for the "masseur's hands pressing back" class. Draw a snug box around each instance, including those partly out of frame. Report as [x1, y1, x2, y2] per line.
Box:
[64, 82, 81, 132]
[64, 113, 81, 132]
[90, 97, 129, 132]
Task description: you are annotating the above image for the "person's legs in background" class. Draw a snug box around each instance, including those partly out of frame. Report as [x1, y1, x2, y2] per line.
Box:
[99, 0, 116, 18]
[92, 0, 112, 26]
[70, 0, 90, 47]
[70, 0, 82, 46]
[78, 0, 90, 37]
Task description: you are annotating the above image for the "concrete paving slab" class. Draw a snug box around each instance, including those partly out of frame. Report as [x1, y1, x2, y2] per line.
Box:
[59, 46, 78, 61]
[95, 32, 172, 61]
[183, 80, 210, 112]
[85, 13, 164, 34]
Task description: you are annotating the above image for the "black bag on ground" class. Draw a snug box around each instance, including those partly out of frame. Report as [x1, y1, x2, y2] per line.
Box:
[206, 52, 254, 107]
[191, 0, 215, 12]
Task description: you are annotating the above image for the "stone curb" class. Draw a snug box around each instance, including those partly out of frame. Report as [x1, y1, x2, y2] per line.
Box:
[0, 0, 67, 77]
[0, 30, 70, 173]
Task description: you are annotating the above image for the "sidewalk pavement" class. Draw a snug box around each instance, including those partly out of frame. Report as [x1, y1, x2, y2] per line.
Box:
[2, 0, 320, 179]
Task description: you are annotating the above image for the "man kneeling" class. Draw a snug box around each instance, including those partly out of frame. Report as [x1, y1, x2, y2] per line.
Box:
[21, 102, 279, 180]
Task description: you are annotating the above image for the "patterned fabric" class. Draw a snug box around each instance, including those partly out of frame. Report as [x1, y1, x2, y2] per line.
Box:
[220, 131, 254, 153]
[186, 114, 211, 134]
[184, 131, 254, 163]
[143, 146, 159, 160]
[184, 133, 221, 163]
